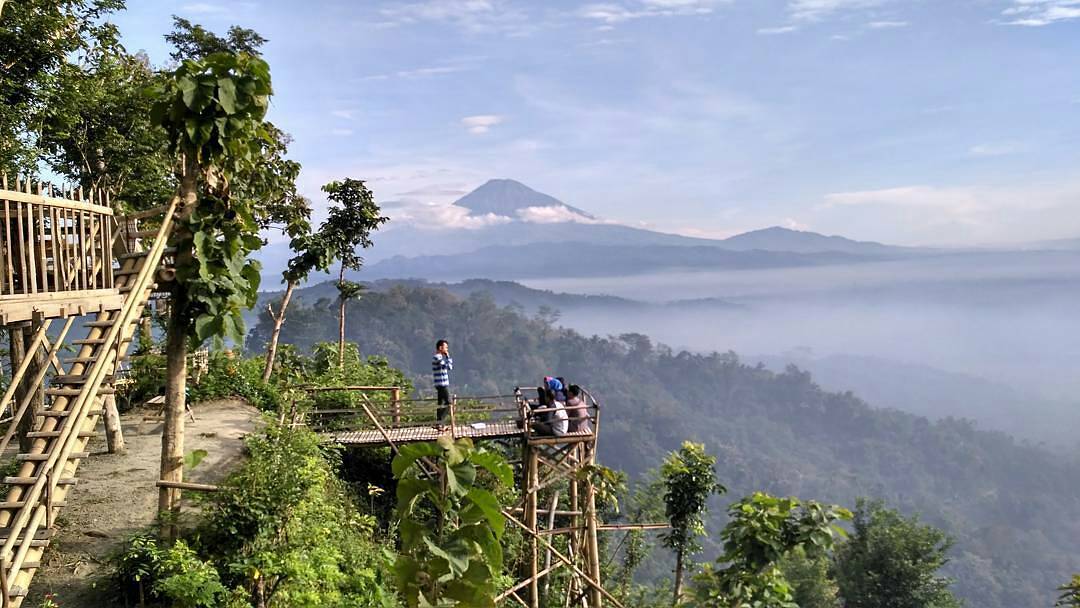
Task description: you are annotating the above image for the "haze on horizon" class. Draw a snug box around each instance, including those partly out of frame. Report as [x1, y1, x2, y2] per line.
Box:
[116, 0, 1080, 247]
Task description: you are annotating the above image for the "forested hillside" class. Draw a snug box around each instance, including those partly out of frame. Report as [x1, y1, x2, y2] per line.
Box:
[250, 282, 1080, 608]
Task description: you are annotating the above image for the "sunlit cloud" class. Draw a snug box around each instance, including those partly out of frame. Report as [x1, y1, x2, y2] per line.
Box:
[867, 20, 908, 28]
[576, 0, 724, 24]
[461, 114, 504, 135]
[758, 25, 799, 34]
[1002, 0, 1080, 26]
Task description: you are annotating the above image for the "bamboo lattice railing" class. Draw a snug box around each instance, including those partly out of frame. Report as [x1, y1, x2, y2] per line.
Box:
[0, 176, 114, 300]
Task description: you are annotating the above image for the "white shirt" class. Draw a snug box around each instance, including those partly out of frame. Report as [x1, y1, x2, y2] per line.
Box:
[551, 400, 569, 436]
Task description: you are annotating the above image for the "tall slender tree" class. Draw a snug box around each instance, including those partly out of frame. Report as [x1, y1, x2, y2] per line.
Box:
[319, 179, 388, 367]
[660, 441, 725, 605]
[151, 50, 272, 533]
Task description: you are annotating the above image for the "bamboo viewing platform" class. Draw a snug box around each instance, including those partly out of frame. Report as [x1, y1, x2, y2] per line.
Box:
[306, 384, 619, 607]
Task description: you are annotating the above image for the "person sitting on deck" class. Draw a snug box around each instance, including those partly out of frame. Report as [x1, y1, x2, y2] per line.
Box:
[544, 376, 568, 402]
[565, 384, 592, 434]
[531, 386, 568, 437]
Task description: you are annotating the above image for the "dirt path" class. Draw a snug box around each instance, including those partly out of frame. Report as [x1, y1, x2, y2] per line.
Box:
[26, 398, 261, 607]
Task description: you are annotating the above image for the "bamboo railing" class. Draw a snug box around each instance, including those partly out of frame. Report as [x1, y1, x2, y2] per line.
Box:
[0, 176, 114, 301]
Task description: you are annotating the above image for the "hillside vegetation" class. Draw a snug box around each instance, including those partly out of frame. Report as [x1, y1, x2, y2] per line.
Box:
[251, 282, 1080, 608]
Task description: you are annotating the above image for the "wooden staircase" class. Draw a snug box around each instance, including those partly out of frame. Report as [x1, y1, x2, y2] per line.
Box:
[0, 198, 177, 606]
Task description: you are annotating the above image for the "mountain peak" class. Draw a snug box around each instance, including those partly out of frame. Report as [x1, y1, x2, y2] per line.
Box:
[455, 179, 595, 219]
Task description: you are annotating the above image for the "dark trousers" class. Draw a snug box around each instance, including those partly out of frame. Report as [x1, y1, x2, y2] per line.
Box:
[436, 386, 451, 422]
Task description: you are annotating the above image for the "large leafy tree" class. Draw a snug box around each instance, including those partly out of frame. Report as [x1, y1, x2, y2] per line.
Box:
[320, 179, 388, 368]
[165, 16, 267, 63]
[661, 441, 725, 605]
[37, 39, 174, 208]
[0, 0, 124, 174]
[833, 499, 961, 608]
[693, 492, 851, 608]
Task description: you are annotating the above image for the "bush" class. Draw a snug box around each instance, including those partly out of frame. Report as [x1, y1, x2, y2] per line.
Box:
[189, 352, 283, 412]
[111, 534, 230, 608]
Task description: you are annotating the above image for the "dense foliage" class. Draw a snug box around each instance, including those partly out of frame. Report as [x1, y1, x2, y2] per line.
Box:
[833, 499, 961, 608]
[253, 282, 1080, 608]
[662, 441, 725, 604]
[111, 422, 398, 608]
[691, 493, 850, 608]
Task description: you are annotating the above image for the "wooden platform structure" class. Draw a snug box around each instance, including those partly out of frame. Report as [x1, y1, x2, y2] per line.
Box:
[309, 384, 622, 608]
[0, 177, 174, 607]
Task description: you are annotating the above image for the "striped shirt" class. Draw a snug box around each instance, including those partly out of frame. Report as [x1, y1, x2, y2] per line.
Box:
[432, 354, 453, 387]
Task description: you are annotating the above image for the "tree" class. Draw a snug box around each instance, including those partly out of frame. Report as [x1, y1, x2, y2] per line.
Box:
[779, 547, 839, 608]
[833, 499, 961, 608]
[392, 436, 513, 607]
[692, 492, 851, 608]
[0, 0, 123, 173]
[1058, 575, 1080, 608]
[319, 179, 388, 367]
[660, 441, 725, 605]
[165, 16, 267, 63]
[36, 39, 174, 207]
[150, 50, 272, 532]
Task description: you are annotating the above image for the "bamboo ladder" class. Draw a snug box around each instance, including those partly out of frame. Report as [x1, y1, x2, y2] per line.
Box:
[0, 197, 177, 607]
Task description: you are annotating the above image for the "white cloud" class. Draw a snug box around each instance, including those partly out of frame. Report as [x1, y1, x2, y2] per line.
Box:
[1002, 0, 1080, 26]
[378, 0, 529, 33]
[758, 25, 799, 34]
[181, 3, 227, 13]
[331, 128, 355, 136]
[397, 65, 468, 78]
[516, 205, 602, 224]
[821, 185, 983, 217]
[387, 200, 513, 230]
[576, 0, 723, 24]
[331, 110, 355, 120]
[969, 143, 1020, 157]
[788, 0, 886, 22]
[783, 217, 811, 231]
[867, 20, 908, 28]
[461, 114, 504, 135]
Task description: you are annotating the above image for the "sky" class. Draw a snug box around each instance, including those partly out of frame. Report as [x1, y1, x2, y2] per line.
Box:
[113, 0, 1080, 246]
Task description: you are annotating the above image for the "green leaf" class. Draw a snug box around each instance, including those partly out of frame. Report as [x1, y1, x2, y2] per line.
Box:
[392, 442, 443, 479]
[217, 77, 238, 114]
[184, 448, 209, 470]
[464, 488, 505, 539]
[470, 451, 513, 486]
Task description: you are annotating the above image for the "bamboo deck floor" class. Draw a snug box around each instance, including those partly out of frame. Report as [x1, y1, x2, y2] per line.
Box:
[327, 422, 596, 447]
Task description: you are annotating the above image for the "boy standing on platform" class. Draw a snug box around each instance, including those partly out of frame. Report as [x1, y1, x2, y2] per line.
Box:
[433, 339, 453, 423]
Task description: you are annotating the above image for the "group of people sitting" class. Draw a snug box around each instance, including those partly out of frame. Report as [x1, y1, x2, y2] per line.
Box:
[530, 376, 593, 437]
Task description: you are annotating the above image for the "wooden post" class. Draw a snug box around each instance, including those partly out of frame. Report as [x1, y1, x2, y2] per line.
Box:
[542, 490, 560, 603]
[449, 395, 458, 438]
[585, 445, 602, 608]
[527, 446, 540, 608]
[102, 394, 125, 454]
[391, 387, 401, 427]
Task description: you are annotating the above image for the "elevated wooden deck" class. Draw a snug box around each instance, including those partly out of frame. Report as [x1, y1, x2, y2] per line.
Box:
[328, 422, 596, 447]
[0, 178, 118, 324]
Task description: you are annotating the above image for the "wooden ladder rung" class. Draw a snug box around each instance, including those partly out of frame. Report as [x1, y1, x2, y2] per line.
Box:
[119, 282, 157, 294]
[46, 387, 113, 397]
[6, 585, 29, 596]
[52, 374, 115, 385]
[16, 452, 89, 461]
[25, 430, 96, 439]
[70, 338, 108, 346]
[0, 501, 66, 510]
[3, 477, 76, 486]
[63, 355, 125, 364]
[35, 408, 104, 417]
[0, 528, 55, 541]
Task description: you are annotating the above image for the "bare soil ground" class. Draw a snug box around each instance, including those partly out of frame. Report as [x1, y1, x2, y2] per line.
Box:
[25, 398, 261, 608]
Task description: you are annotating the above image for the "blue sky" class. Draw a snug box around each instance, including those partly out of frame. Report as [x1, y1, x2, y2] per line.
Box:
[115, 0, 1080, 246]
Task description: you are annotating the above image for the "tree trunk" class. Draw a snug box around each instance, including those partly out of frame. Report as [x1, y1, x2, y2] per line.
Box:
[337, 264, 346, 368]
[159, 303, 187, 538]
[159, 154, 197, 539]
[103, 394, 125, 454]
[673, 548, 685, 606]
[261, 280, 295, 383]
[9, 326, 32, 453]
